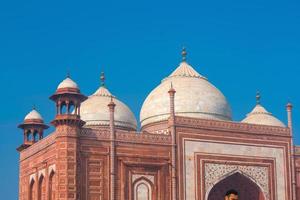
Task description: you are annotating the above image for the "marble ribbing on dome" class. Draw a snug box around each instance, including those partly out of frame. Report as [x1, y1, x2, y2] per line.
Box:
[93, 86, 112, 97]
[57, 77, 79, 90]
[242, 104, 285, 127]
[24, 109, 44, 121]
[168, 61, 206, 79]
[140, 61, 232, 128]
[80, 86, 137, 130]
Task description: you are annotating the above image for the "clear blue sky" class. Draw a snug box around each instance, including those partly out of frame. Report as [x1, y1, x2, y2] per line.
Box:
[0, 0, 299, 199]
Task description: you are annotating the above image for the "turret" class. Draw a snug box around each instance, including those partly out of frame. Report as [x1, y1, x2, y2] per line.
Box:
[49, 75, 87, 128]
[17, 107, 49, 151]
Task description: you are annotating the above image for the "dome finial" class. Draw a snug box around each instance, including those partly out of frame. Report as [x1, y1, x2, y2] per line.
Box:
[32, 104, 36, 110]
[256, 91, 261, 105]
[181, 47, 187, 62]
[100, 72, 106, 87]
[67, 70, 70, 78]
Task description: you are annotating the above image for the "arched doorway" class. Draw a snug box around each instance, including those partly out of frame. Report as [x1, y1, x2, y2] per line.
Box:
[207, 172, 266, 200]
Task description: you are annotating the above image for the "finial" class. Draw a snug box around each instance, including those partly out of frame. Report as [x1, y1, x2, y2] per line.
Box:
[108, 95, 116, 108]
[181, 47, 187, 62]
[100, 72, 105, 87]
[168, 82, 176, 94]
[256, 91, 261, 105]
[67, 70, 70, 78]
[33, 104, 36, 110]
[287, 100, 293, 109]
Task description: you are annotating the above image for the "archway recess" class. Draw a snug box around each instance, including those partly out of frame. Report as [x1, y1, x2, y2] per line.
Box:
[207, 172, 266, 200]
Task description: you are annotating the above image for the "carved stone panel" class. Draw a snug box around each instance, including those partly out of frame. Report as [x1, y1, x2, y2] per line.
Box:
[204, 163, 269, 200]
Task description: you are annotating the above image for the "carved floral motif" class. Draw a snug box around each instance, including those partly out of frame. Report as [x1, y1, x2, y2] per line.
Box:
[204, 163, 269, 199]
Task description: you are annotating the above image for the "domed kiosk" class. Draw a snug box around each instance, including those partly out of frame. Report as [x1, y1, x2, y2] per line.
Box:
[140, 48, 232, 129]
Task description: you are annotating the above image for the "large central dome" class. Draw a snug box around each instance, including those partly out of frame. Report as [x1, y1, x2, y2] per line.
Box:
[140, 51, 232, 128]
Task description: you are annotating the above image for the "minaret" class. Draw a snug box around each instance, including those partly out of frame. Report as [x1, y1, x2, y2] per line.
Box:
[287, 102, 297, 200]
[49, 74, 87, 200]
[17, 107, 49, 151]
[108, 96, 116, 200]
[168, 82, 177, 200]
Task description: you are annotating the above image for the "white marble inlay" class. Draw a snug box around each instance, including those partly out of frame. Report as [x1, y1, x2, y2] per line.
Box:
[204, 163, 269, 199]
[184, 140, 286, 200]
[132, 174, 154, 184]
[29, 174, 36, 184]
[48, 164, 56, 175]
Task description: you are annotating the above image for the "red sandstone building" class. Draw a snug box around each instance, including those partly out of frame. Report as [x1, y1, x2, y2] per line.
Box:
[17, 49, 300, 200]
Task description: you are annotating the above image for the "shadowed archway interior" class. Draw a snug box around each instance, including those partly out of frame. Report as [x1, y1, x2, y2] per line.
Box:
[207, 172, 265, 200]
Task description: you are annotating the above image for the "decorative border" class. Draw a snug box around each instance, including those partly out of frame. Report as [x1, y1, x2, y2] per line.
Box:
[175, 116, 290, 136]
[195, 154, 275, 200]
[177, 133, 291, 200]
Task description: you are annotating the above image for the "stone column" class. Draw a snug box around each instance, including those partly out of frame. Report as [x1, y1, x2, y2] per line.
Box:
[108, 97, 116, 200]
[168, 84, 177, 200]
[287, 103, 297, 200]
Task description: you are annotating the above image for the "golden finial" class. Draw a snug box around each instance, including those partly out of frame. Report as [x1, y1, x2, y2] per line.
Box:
[256, 91, 261, 105]
[181, 47, 187, 62]
[100, 72, 105, 87]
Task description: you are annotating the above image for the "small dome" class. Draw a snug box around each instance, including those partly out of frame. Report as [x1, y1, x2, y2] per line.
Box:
[242, 104, 285, 127]
[140, 58, 232, 127]
[57, 77, 79, 90]
[80, 85, 137, 130]
[24, 109, 44, 122]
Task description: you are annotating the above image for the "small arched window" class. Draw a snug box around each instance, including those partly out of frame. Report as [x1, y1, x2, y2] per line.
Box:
[38, 175, 46, 200]
[133, 178, 152, 200]
[60, 102, 67, 114]
[27, 130, 33, 141]
[48, 171, 56, 200]
[33, 131, 39, 142]
[29, 179, 36, 200]
[68, 101, 75, 114]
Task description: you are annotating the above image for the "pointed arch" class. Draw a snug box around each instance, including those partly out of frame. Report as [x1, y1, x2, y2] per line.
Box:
[206, 171, 266, 200]
[60, 102, 67, 114]
[29, 179, 36, 200]
[133, 177, 153, 200]
[38, 174, 46, 200]
[48, 170, 56, 200]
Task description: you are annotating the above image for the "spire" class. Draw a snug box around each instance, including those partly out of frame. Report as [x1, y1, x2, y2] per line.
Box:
[168, 82, 176, 94]
[181, 47, 187, 62]
[67, 69, 70, 78]
[256, 91, 261, 105]
[100, 71, 105, 87]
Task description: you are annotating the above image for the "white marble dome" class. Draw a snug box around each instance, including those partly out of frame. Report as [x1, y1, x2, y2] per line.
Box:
[140, 60, 232, 127]
[242, 104, 285, 127]
[80, 85, 138, 130]
[24, 109, 44, 121]
[57, 77, 79, 90]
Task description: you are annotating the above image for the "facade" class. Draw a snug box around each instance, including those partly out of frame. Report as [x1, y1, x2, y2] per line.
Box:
[17, 49, 300, 200]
